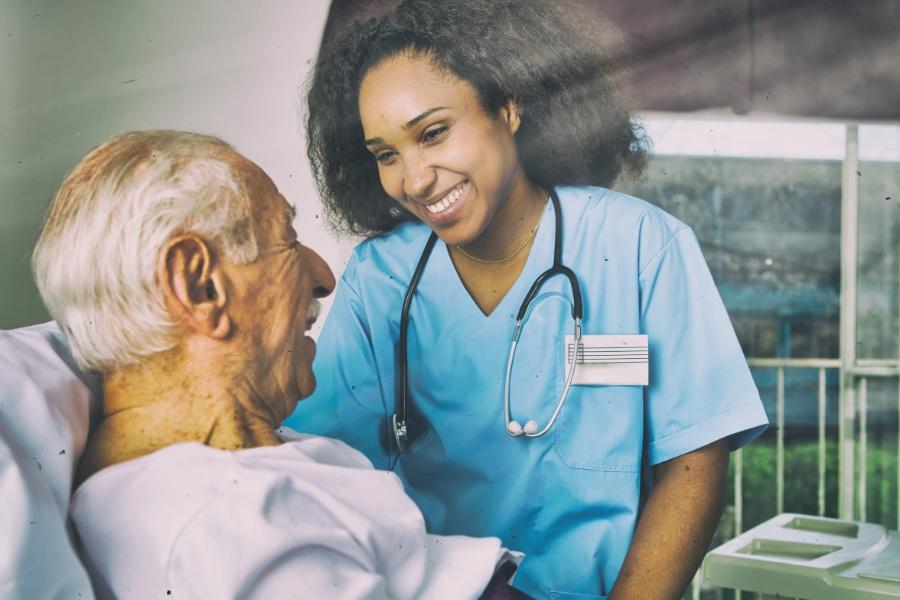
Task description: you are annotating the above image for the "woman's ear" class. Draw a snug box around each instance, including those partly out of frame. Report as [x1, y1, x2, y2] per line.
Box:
[158, 234, 231, 340]
[500, 99, 522, 135]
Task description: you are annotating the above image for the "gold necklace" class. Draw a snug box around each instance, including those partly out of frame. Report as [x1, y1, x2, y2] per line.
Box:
[456, 204, 546, 264]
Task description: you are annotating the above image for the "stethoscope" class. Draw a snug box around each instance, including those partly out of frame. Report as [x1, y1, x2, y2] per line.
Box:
[392, 188, 584, 454]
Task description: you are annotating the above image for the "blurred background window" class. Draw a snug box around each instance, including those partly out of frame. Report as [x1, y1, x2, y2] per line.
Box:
[621, 118, 845, 361]
[618, 118, 900, 559]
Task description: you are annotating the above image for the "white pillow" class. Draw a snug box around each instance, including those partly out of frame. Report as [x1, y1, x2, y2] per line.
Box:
[0, 322, 99, 599]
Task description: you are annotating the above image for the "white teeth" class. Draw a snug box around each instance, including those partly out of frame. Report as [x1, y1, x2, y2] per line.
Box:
[426, 182, 466, 214]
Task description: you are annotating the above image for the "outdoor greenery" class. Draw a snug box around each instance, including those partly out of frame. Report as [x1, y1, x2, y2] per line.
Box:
[726, 436, 898, 532]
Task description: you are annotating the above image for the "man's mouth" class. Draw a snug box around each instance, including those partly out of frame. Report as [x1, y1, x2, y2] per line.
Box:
[304, 300, 321, 331]
[425, 181, 468, 214]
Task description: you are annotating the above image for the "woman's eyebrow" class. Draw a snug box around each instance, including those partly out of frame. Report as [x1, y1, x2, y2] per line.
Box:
[402, 107, 447, 130]
[364, 106, 448, 146]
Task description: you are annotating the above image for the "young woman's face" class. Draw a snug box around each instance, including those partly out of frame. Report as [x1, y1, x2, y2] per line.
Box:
[358, 53, 527, 246]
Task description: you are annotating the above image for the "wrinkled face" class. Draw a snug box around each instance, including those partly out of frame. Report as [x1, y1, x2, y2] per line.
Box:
[229, 163, 335, 419]
[358, 52, 523, 246]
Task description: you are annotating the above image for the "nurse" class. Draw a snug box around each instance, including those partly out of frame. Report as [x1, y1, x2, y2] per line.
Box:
[287, 0, 768, 598]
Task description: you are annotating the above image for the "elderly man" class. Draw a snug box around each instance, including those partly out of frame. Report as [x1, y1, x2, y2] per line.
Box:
[32, 131, 521, 599]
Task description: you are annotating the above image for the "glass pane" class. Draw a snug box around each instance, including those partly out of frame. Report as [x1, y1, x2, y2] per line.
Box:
[621, 118, 843, 359]
[644, 118, 846, 161]
[781, 369, 840, 518]
[857, 124, 900, 360]
[860, 376, 899, 529]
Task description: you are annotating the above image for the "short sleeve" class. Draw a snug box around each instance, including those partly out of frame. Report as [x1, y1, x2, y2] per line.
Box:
[284, 260, 392, 469]
[640, 227, 768, 465]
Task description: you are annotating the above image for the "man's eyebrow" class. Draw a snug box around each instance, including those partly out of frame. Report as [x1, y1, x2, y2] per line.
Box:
[285, 205, 301, 243]
[364, 107, 448, 146]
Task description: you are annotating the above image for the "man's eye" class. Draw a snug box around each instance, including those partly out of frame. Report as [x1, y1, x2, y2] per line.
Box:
[422, 126, 448, 143]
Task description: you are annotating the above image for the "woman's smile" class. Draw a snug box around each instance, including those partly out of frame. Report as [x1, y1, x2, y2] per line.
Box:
[420, 180, 470, 224]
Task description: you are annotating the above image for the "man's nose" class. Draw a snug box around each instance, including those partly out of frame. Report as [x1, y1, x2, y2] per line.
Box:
[402, 151, 436, 199]
[305, 247, 335, 299]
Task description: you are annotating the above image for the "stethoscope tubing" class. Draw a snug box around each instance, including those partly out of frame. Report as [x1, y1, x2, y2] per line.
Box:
[394, 231, 439, 454]
[503, 316, 582, 438]
[394, 188, 584, 452]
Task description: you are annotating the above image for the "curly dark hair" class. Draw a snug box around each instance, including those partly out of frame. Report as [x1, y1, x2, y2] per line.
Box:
[306, 0, 648, 237]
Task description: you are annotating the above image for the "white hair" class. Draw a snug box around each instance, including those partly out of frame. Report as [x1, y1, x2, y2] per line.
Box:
[32, 130, 261, 373]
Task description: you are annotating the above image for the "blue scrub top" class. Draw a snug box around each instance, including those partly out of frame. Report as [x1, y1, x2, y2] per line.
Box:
[286, 186, 768, 599]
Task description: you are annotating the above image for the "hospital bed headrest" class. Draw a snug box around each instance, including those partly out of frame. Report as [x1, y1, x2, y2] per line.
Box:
[0, 322, 99, 599]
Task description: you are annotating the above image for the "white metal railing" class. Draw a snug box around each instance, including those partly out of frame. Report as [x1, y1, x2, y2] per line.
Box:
[839, 124, 860, 522]
[843, 367, 900, 526]
[700, 360, 900, 600]
[743, 359, 841, 529]
[736, 359, 900, 528]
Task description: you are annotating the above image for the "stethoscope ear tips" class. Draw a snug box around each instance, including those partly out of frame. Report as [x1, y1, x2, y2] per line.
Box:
[507, 420, 523, 436]
[523, 420, 538, 435]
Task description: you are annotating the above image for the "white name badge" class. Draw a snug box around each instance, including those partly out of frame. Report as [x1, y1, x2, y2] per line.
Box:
[564, 334, 649, 386]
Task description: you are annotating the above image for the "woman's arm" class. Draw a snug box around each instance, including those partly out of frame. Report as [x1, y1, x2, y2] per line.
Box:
[608, 438, 729, 600]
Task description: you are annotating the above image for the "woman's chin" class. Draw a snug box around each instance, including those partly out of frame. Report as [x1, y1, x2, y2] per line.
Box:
[425, 215, 487, 248]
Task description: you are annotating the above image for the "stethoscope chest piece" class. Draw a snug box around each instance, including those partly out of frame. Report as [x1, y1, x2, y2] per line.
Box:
[506, 419, 538, 436]
[392, 413, 408, 454]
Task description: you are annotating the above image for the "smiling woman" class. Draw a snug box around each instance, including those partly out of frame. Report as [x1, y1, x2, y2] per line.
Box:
[287, 1, 769, 598]
[306, 0, 645, 239]
[358, 54, 540, 254]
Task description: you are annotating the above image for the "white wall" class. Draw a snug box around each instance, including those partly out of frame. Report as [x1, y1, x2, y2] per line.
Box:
[0, 0, 357, 332]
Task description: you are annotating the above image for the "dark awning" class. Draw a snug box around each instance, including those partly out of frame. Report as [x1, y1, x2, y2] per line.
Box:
[321, 0, 900, 122]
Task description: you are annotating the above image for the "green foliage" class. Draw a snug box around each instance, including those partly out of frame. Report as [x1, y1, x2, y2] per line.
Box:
[727, 437, 897, 531]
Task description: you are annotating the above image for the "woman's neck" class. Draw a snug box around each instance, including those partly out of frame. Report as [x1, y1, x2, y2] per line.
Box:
[447, 176, 550, 315]
[459, 177, 548, 262]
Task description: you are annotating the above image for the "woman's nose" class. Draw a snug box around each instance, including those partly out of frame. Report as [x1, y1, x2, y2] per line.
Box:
[402, 152, 436, 199]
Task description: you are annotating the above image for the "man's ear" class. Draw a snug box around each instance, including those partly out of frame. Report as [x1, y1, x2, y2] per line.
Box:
[158, 234, 231, 339]
[500, 99, 522, 136]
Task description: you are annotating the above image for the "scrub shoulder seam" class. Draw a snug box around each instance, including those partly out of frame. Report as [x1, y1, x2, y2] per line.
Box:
[637, 225, 692, 278]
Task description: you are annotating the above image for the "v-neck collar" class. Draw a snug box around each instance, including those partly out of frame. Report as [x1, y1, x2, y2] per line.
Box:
[432, 198, 556, 321]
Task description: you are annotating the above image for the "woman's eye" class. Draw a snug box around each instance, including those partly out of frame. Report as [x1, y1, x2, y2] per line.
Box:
[422, 126, 448, 143]
[374, 150, 397, 164]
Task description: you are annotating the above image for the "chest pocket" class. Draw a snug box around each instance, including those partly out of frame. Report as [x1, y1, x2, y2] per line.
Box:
[553, 384, 643, 472]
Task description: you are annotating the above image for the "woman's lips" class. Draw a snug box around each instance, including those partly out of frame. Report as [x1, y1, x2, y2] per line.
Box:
[421, 181, 469, 225]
